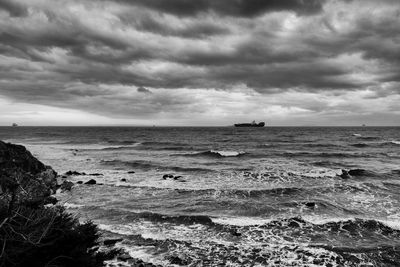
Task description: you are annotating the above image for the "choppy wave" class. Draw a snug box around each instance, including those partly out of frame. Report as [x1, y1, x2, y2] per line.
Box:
[282, 151, 372, 158]
[100, 143, 142, 150]
[98, 214, 400, 266]
[389, 140, 400, 145]
[176, 150, 247, 158]
[141, 141, 189, 147]
[358, 136, 380, 140]
[101, 159, 212, 173]
[351, 140, 400, 148]
[342, 168, 378, 177]
[351, 143, 369, 148]
[106, 140, 138, 145]
[100, 210, 400, 236]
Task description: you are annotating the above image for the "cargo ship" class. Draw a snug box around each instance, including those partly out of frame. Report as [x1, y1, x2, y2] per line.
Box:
[234, 121, 265, 127]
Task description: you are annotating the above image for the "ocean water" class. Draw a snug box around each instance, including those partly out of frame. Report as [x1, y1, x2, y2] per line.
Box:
[1, 126, 400, 266]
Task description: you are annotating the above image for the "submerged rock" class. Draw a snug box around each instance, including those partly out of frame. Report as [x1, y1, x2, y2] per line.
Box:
[304, 202, 316, 208]
[103, 238, 123, 246]
[89, 173, 103, 176]
[120, 178, 127, 182]
[348, 169, 368, 176]
[76, 181, 83, 184]
[340, 168, 370, 179]
[117, 253, 133, 261]
[84, 179, 97, 185]
[127, 171, 135, 174]
[230, 229, 242, 237]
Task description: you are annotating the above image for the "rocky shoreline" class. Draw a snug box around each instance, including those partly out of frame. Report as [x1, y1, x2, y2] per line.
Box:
[0, 140, 158, 267]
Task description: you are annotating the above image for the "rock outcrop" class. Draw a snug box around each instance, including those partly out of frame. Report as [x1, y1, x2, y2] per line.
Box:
[0, 140, 121, 267]
[0, 140, 57, 207]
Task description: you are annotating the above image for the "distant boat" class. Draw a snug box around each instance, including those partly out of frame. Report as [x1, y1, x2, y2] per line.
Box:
[12, 123, 18, 127]
[362, 124, 366, 127]
[234, 121, 265, 127]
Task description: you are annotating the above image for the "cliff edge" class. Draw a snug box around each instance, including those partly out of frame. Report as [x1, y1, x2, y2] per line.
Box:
[0, 140, 57, 208]
[0, 140, 118, 267]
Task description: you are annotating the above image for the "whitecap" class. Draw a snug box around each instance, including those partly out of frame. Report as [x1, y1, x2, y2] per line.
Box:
[302, 215, 356, 225]
[210, 150, 246, 157]
[98, 224, 133, 235]
[378, 218, 400, 230]
[211, 216, 273, 226]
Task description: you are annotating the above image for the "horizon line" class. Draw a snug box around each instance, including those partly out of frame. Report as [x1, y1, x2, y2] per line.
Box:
[1, 125, 399, 127]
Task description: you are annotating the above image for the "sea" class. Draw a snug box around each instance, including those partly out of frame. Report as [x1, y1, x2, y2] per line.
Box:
[1, 126, 400, 266]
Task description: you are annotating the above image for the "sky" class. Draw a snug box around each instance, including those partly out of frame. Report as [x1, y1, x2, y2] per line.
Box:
[0, 0, 399, 126]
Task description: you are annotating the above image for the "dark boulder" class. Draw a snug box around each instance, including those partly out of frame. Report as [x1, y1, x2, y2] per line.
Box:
[127, 171, 135, 174]
[340, 170, 351, 179]
[304, 202, 316, 208]
[76, 181, 83, 184]
[163, 174, 174, 179]
[60, 181, 74, 191]
[85, 179, 97, 185]
[173, 175, 183, 180]
[120, 178, 127, 182]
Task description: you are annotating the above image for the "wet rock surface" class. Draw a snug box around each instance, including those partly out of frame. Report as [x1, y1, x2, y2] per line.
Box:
[85, 179, 97, 185]
[0, 140, 57, 205]
[59, 180, 74, 191]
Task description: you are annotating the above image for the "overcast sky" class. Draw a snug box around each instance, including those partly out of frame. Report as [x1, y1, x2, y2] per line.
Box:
[0, 0, 399, 126]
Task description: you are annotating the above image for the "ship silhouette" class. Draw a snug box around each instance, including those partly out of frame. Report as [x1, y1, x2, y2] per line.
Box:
[234, 121, 265, 127]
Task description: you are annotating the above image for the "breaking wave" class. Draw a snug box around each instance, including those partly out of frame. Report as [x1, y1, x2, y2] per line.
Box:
[175, 150, 247, 158]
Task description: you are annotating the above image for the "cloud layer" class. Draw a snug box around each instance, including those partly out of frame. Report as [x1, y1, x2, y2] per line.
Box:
[0, 0, 399, 125]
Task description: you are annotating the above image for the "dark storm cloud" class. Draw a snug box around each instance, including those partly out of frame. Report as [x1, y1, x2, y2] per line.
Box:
[0, 0, 27, 17]
[119, 13, 231, 38]
[112, 0, 326, 17]
[137, 86, 152, 93]
[0, 0, 400, 122]
[209, 63, 364, 90]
